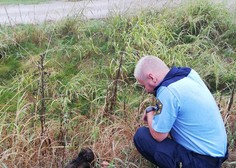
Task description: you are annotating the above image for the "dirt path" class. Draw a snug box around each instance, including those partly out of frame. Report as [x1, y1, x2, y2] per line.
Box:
[0, 0, 235, 25]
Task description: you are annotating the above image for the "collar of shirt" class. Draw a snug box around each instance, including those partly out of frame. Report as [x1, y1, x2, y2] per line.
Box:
[153, 66, 191, 96]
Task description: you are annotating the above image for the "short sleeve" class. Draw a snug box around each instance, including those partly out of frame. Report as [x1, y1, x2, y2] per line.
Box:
[152, 87, 179, 133]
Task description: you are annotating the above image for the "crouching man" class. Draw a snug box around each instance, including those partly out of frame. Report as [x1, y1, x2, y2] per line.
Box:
[133, 55, 228, 168]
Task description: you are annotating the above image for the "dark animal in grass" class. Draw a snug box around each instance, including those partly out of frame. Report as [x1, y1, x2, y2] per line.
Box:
[65, 147, 95, 168]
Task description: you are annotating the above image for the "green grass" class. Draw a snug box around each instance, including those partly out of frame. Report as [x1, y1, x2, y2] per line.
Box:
[0, 0, 235, 167]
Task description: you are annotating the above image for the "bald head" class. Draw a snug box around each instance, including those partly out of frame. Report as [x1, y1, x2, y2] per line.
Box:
[134, 55, 169, 81]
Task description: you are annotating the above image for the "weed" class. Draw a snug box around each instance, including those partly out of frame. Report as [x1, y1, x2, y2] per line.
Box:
[0, 0, 235, 167]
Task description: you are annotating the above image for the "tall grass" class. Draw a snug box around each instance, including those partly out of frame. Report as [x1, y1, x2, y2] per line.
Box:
[0, 0, 235, 167]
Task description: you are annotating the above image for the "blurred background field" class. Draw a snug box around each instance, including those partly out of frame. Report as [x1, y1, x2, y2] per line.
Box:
[0, 0, 51, 5]
[0, 0, 235, 167]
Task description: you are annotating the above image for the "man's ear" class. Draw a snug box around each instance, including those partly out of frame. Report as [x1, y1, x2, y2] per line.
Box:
[148, 73, 157, 83]
[148, 73, 153, 79]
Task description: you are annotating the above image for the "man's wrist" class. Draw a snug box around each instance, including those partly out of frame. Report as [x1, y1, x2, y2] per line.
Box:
[145, 106, 157, 113]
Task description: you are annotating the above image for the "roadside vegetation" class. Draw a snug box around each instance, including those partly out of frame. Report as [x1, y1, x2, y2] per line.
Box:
[0, 0, 235, 167]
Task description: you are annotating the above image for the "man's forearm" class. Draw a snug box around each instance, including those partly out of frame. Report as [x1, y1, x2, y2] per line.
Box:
[146, 111, 168, 142]
[147, 111, 154, 128]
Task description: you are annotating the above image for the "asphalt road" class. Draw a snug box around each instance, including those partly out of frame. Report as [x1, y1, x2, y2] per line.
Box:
[0, 0, 235, 25]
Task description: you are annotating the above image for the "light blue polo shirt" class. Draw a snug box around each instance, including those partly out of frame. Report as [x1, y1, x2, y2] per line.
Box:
[152, 67, 227, 157]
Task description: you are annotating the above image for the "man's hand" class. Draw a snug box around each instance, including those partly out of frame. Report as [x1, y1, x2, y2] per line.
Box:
[141, 111, 148, 123]
[142, 106, 156, 123]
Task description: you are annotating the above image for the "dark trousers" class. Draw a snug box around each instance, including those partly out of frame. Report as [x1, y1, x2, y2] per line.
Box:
[133, 127, 228, 168]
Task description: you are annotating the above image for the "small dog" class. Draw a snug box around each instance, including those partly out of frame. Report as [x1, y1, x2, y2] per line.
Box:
[65, 147, 95, 168]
